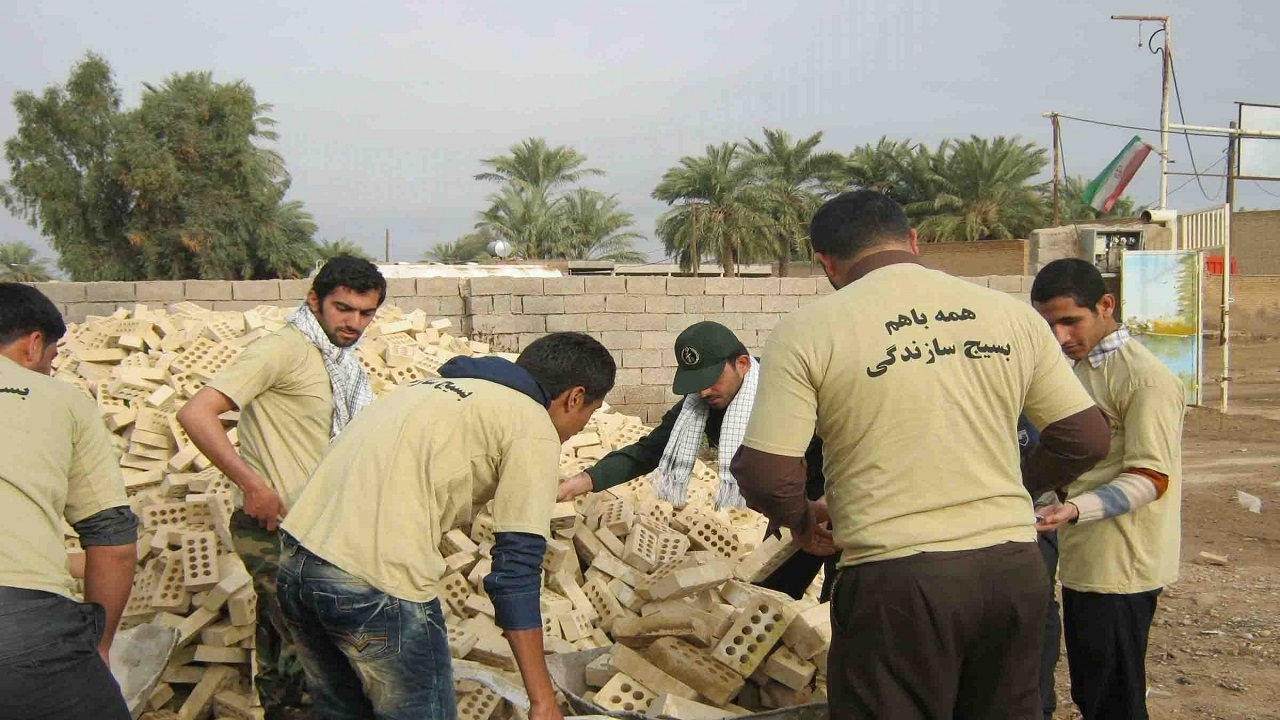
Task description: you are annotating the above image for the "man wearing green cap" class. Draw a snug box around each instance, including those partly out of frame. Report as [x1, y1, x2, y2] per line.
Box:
[558, 321, 836, 599]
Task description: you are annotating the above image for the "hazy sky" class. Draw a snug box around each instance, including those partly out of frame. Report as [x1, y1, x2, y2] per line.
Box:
[3, 0, 1278, 266]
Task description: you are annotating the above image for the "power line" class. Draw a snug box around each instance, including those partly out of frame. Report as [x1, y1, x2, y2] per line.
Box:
[1254, 181, 1280, 198]
[1054, 113, 1229, 140]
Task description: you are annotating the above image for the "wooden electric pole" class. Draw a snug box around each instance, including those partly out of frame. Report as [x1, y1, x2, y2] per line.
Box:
[384, 228, 390, 263]
[1051, 113, 1061, 225]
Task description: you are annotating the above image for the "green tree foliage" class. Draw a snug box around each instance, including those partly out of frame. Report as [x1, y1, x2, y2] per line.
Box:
[652, 143, 773, 276]
[423, 232, 491, 263]
[1, 54, 138, 280]
[1059, 175, 1140, 222]
[0, 241, 53, 282]
[744, 128, 845, 273]
[315, 238, 372, 262]
[556, 189, 646, 263]
[2, 54, 317, 280]
[474, 138, 645, 262]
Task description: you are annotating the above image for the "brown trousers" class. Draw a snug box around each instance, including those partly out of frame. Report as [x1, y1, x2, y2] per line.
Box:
[828, 541, 1049, 720]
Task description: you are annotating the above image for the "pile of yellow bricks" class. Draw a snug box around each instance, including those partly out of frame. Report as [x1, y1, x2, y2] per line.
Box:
[52, 301, 830, 720]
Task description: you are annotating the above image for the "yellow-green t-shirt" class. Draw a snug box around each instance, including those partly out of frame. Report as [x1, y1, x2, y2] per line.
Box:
[282, 377, 562, 602]
[208, 326, 332, 511]
[1059, 339, 1184, 594]
[0, 355, 129, 598]
[744, 261, 1096, 568]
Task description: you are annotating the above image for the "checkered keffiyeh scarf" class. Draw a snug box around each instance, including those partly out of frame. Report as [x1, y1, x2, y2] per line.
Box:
[1087, 325, 1132, 368]
[288, 304, 374, 439]
[655, 357, 759, 509]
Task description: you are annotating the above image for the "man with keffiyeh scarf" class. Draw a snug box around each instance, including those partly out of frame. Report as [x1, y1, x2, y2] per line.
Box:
[557, 321, 837, 601]
[178, 255, 386, 717]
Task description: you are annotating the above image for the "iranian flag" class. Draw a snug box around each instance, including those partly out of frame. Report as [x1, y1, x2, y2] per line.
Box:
[1082, 135, 1153, 213]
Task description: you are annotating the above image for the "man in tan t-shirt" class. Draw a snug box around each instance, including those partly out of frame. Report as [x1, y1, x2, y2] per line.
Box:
[177, 255, 386, 711]
[731, 191, 1111, 719]
[0, 283, 139, 720]
[1032, 258, 1184, 720]
[278, 333, 616, 720]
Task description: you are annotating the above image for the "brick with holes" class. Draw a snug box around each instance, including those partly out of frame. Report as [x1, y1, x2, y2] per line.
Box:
[612, 644, 700, 700]
[762, 644, 816, 691]
[643, 637, 747, 707]
[595, 673, 658, 715]
[711, 597, 793, 678]
[780, 602, 831, 661]
[180, 531, 220, 591]
[622, 522, 662, 573]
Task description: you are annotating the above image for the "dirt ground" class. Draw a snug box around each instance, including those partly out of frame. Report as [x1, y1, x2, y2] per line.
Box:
[1051, 337, 1280, 719]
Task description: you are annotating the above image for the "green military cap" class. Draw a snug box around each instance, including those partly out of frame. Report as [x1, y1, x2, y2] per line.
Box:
[671, 321, 744, 395]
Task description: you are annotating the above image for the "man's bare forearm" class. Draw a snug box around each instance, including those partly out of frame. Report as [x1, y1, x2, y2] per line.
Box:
[83, 543, 137, 653]
[178, 389, 260, 491]
[505, 628, 557, 708]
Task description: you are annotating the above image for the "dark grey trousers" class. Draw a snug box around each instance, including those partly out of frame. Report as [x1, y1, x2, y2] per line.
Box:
[0, 587, 131, 720]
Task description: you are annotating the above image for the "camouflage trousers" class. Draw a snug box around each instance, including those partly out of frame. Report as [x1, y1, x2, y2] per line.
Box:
[230, 511, 309, 717]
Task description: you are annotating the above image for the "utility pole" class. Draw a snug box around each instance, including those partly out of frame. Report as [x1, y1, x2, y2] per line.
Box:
[384, 228, 390, 263]
[1049, 112, 1061, 225]
[1111, 14, 1171, 208]
[1221, 121, 1237, 412]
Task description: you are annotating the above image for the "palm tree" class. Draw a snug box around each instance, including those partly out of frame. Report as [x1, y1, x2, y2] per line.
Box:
[556, 189, 646, 263]
[475, 184, 566, 259]
[0, 241, 53, 282]
[475, 138, 603, 193]
[314, 237, 372, 262]
[652, 143, 774, 277]
[907, 136, 1050, 242]
[841, 137, 942, 206]
[423, 232, 491, 263]
[744, 129, 846, 274]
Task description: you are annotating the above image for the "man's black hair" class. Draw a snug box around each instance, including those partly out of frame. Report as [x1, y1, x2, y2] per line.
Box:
[312, 255, 387, 304]
[727, 344, 749, 363]
[1031, 258, 1107, 311]
[517, 332, 616, 403]
[0, 283, 67, 347]
[809, 190, 911, 260]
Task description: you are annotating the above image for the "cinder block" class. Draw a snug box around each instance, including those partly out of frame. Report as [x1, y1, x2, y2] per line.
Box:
[134, 281, 186, 302]
[683, 296, 724, 313]
[622, 348, 663, 369]
[665, 277, 704, 295]
[184, 281, 233, 301]
[987, 275, 1023, 293]
[724, 295, 761, 313]
[230, 281, 280, 301]
[85, 282, 137, 302]
[645, 296, 683, 313]
[779, 277, 818, 295]
[761, 295, 799, 313]
[641, 331, 676, 350]
[600, 330, 642, 350]
[418, 278, 464, 296]
[547, 315, 589, 332]
[587, 314, 627, 331]
[542, 277, 585, 295]
[704, 278, 742, 295]
[470, 277, 515, 296]
[626, 314, 668, 332]
[667, 314, 703, 332]
[521, 295, 565, 314]
[278, 278, 312, 300]
[30, 282, 86, 303]
[626, 277, 667, 295]
[711, 598, 793, 678]
[644, 637, 746, 707]
[742, 277, 781, 295]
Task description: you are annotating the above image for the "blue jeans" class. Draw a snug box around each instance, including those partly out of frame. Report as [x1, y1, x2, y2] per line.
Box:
[277, 534, 456, 720]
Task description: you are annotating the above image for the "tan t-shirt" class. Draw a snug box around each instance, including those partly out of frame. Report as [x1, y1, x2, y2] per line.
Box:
[744, 259, 1096, 568]
[282, 377, 562, 602]
[0, 355, 129, 598]
[1059, 339, 1184, 593]
[208, 326, 332, 511]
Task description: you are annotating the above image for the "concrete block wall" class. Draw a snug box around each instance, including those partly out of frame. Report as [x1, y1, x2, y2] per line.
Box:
[33, 273, 1036, 424]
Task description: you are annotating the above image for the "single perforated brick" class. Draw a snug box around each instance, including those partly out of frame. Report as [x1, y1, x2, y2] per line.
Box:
[762, 643, 816, 691]
[181, 531, 220, 591]
[151, 554, 191, 613]
[469, 512, 495, 546]
[597, 497, 635, 537]
[711, 598, 793, 678]
[594, 673, 657, 714]
[440, 572, 473, 615]
[622, 522, 662, 572]
[686, 516, 741, 561]
[142, 501, 191, 531]
[447, 624, 479, 659]
[643, 636, 747, 707]
[123, 569, 157, 618]
[582, 576, 626, 632]
[455, 685, 501, 720]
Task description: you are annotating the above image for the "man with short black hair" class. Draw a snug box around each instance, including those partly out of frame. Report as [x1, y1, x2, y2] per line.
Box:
[732, 191, 1112, 718]
[278, 332, 616, 720]
[557, 321, 836, 600]
[178, 254, 387, 711]
[0, 283, 139, 719]
[1032, 258, 1184, 720]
